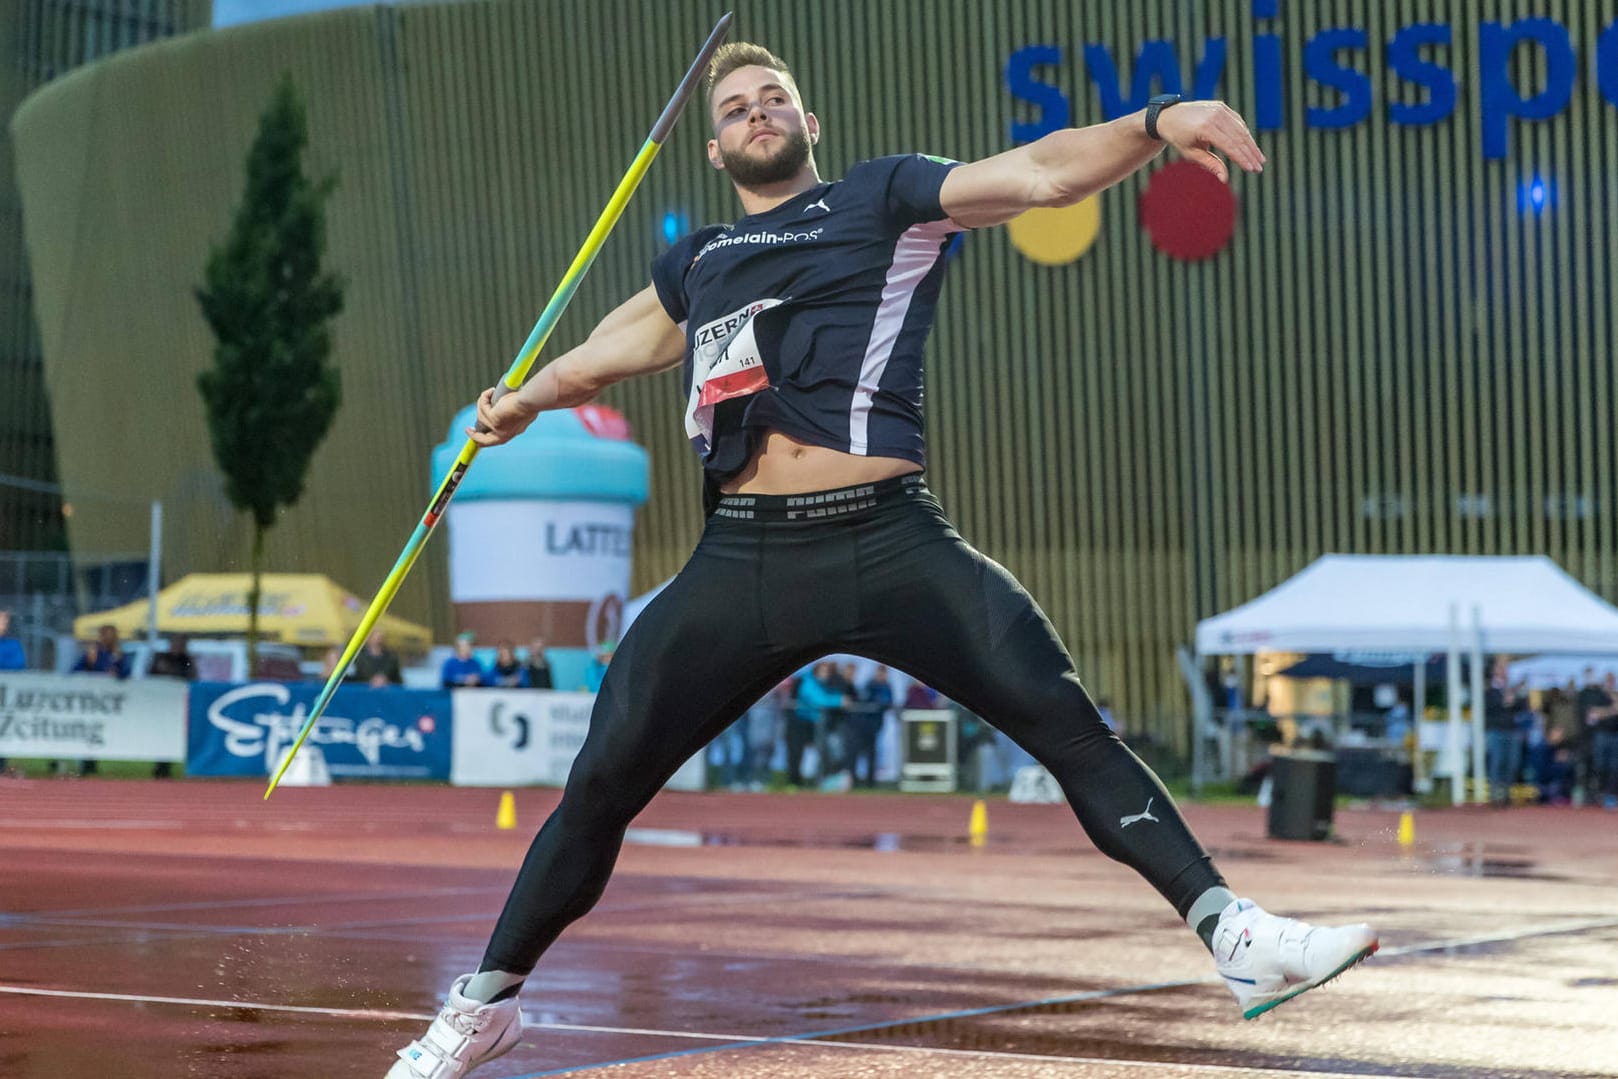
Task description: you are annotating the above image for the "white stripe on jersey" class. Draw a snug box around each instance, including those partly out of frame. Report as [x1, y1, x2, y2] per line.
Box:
[848, 219, 956, 455]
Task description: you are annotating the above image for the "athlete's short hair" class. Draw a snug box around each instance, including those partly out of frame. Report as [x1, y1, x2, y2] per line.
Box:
[704, 42, 799, 107]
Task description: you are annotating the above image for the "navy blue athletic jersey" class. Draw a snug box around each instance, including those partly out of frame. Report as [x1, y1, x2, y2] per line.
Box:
[650, 154, 965, 482]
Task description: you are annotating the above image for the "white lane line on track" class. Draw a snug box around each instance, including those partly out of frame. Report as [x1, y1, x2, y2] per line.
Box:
[331, 931, 885, 968]
[1374, 915, 1618, 958]
[0, 982, 1423, 1079]
[0, 896, 887, 964]
[40, 885, 508, 919]
[503, 980, 1432, 1079]
[0, 934, 164, 953]
[0, 985, 432, 1021]
[315, 886, 886, 931]
[0, 985, 760, 1038]
[9, 884, 865, 928]
[0, 819, 186, 829]
[7, 915, 1613, 1070]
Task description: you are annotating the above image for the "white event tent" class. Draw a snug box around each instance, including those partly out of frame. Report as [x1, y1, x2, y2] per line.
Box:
[1194, 555, 1618, 804]
[1506, 653, 1618, 690]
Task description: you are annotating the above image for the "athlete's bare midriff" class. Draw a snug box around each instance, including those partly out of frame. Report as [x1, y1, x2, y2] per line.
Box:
[719, 429, 922, 495]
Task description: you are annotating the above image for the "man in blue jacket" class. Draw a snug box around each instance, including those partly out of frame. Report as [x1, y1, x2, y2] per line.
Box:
[0, 609, 22, 773]
[0, 609, 24, 671]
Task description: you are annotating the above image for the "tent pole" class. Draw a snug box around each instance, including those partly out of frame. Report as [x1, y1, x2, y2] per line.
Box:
[145, 500, 162, 647]
[1447, 603, 1463, 807]
[1470, 605, 1486, 804]
[1412, 656, 1428, 793]
[1176, 646, 1210, 798]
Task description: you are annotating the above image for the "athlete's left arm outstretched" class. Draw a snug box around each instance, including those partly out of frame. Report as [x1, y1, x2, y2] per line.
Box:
[939, 100, 1265, 230]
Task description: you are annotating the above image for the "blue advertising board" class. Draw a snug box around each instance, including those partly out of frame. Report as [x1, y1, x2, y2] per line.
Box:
[187, 682, 453, 779]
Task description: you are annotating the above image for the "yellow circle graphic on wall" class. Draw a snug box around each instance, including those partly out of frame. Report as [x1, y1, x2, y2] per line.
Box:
[1006, 197, 1101, 265]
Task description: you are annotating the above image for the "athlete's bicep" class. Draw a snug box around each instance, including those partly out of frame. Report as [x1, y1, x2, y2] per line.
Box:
[938, 146, 1059, 229]
[566, 285, 686, 387]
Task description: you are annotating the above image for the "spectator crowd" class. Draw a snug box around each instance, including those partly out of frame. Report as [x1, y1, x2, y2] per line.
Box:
[1486, 661, 1618, 808]
[35, 601, 1618, 806]
[3, 604, 1047, 791]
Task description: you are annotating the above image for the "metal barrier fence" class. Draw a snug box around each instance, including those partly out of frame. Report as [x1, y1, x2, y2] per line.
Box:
[0, 549, 143, 671]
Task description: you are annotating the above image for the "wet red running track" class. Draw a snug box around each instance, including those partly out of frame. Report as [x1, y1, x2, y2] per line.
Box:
[1, 778, 1614, 1078]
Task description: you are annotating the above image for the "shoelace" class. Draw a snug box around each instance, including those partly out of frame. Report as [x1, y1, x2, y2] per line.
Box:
[442, 1005, 489, 1037]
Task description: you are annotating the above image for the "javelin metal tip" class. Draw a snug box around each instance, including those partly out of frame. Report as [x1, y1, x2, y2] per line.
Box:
[650, 11, 736, 144]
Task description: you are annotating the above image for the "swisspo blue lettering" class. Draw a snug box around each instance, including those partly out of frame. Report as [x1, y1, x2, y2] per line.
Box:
[1002, 1, 1617, 159]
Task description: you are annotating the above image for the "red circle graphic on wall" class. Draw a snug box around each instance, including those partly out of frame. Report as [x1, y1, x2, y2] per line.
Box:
[1138, 159, 1239, 261]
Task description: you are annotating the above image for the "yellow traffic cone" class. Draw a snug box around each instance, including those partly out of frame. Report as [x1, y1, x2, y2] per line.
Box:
[968, 799, 988, 847]
[1396, 809, 1415, 848]
[496, 790, 517, 831]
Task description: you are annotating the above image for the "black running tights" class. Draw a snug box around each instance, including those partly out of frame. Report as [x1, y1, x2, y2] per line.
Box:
[481, 478, 1225, 975]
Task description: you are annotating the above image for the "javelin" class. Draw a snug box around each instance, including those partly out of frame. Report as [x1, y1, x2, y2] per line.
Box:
[265, 12, 734, 798]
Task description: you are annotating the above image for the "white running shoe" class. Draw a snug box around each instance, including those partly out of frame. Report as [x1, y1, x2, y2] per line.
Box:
[1213, 898, 1378, 1019]
[386, 974, 523, 1078]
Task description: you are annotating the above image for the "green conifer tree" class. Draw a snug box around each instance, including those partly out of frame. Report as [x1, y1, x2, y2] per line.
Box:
[196, 75, 343, 675]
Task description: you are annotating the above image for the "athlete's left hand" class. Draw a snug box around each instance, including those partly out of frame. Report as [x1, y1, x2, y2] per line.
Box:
[1155, 101, 1266, 183]
[467, 384, 539, 447]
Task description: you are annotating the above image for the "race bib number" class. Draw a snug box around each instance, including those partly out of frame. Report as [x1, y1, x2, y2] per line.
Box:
[685, 298, 781, 452]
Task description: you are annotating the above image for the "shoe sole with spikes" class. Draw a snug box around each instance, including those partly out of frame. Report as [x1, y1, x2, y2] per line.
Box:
[1242, 939, 1380, 1020]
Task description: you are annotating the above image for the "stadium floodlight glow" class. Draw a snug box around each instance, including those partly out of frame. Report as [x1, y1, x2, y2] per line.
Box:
[264, 12, 735, 798]
[661, 208, 689, 244]
[1517, 171, 1554, 216]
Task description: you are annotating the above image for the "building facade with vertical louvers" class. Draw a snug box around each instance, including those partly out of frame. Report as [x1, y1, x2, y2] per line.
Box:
[1, 0, 210, 555]
[12, 0, 1617, 751]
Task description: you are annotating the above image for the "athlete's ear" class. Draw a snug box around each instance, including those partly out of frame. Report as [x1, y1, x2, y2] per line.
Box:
[806, 113, 820, 145]
[706, 137, 724, 171]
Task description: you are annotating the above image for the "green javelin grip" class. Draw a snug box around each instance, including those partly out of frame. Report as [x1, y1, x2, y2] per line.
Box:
[265, 12, 734, 798]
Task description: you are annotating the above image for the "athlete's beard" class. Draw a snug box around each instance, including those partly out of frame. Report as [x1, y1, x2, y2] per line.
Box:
[720, 126, 813, 188]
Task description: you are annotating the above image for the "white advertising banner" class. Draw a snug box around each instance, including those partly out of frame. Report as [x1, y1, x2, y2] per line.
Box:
[452, 689, 594, 787]
[0, 672, 187, 761]
[448, 501, 633, 603]
[451, 688, 704, 791]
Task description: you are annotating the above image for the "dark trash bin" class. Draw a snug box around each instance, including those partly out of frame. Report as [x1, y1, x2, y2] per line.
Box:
[1334, 745, 1404, 797]
[1267, 750, 1335, 841]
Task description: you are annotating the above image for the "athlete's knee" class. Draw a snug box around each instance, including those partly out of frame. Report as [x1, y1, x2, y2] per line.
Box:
[999, 674, 1118, 766]
[1024, 672, 1109, 732]
[557, 752, 648, 834]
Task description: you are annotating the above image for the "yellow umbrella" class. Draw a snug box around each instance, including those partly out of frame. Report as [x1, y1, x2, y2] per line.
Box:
[73, 573, 432, 652]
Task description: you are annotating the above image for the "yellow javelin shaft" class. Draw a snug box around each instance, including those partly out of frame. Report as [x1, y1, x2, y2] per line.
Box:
[265, 13, 733, 798]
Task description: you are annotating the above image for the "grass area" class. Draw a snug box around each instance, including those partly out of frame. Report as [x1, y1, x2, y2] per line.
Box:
[4, 761, 1429, 811]
[712, 773, 1269, 806]
[1162, 777, 1255, 806]
[0, 761, 1285, 804]
[1, 758, 184, 780]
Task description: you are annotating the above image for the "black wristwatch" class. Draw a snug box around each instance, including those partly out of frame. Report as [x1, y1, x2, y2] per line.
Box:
[1144, 93, 1183, 140]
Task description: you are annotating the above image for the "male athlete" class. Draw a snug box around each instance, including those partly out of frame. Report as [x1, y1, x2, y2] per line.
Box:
[386, 42, 1377, 1078]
